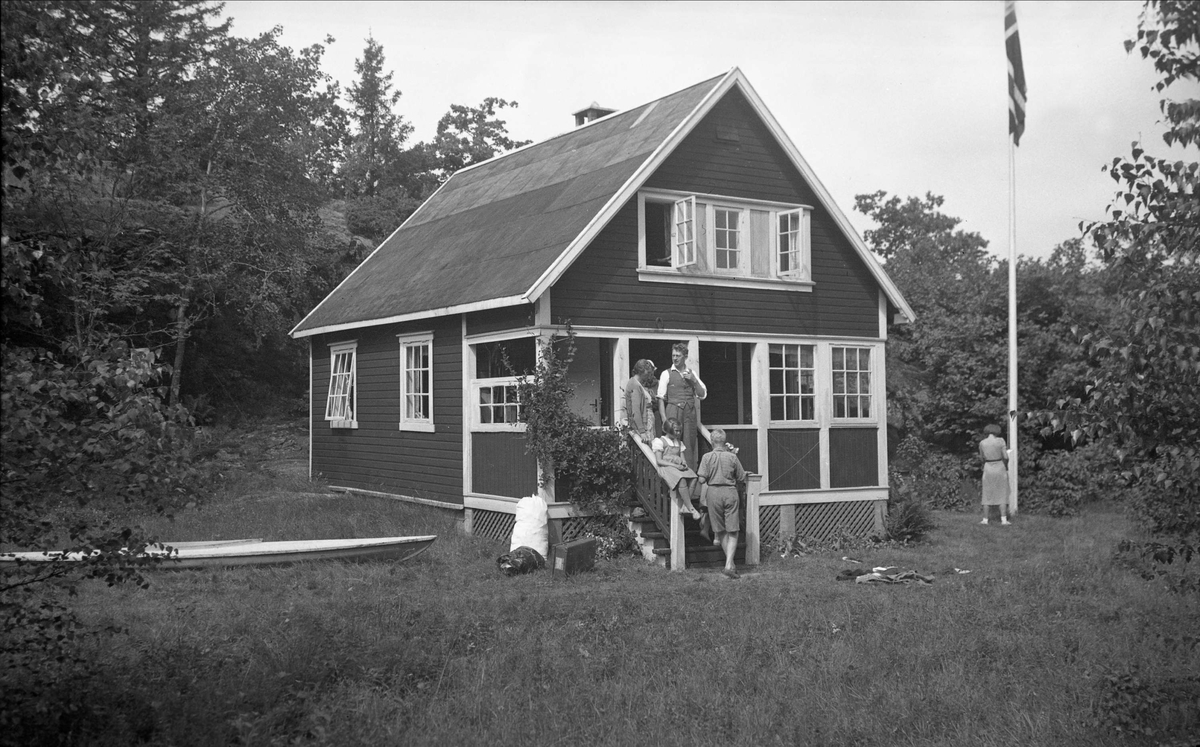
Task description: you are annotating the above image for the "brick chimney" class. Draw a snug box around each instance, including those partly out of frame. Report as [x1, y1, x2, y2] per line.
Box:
[573, 102, 616, 127]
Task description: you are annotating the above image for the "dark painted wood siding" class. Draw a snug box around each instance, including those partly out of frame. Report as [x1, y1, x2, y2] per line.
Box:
[472, 432, 538, 497]
[310, 315, 463, 504]
[723, 428, 759, 475]
[768, 429, 821, 490]
[466, 304, 535, 337]
[830, 428, 879, 488]
[551, 88, 879, 338]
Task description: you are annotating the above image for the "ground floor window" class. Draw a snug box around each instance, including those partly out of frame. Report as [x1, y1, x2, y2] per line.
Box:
[832, 346, 872, 419]
[398, 333, 433, 431]
[477, 379, 522, 425]
[325, 342, 357, 427]
[769, 343, 816, 422]
[471, 337, 535, 431]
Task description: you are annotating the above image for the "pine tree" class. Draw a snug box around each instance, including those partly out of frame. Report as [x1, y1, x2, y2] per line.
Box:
[343, 36, 412, 197]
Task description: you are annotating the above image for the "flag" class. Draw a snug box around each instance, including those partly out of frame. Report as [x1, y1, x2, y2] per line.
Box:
[1006, 0, 1028, 145]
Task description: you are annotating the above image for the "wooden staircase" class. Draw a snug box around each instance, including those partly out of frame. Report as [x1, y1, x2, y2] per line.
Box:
[628, 434, 756, 571]
[629, 510, 747, 569]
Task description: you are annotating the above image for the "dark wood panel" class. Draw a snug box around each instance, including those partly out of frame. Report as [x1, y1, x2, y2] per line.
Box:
[768, 429, 821, 491]
[472, 431, 538, 498]
[829, 428, 879, 488]
[465, 304, 535, 336]
[553, 201, 878, 337]
[722, 428, 759, 475]
[309, 317, 465, 505]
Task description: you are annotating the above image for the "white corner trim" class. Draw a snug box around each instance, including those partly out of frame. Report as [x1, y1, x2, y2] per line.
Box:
[331, 485, 464, 511]
[758, 486, 888, 505]
[292, 295, 529, 339]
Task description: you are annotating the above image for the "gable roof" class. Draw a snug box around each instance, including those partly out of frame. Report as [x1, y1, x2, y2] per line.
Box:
[291, 68, 914, 339]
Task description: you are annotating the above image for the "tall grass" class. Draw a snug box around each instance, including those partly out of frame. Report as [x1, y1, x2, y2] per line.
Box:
[7, 438, 1198, 746]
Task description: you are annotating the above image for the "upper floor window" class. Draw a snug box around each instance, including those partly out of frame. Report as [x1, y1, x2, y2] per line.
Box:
[769, 343, 816, 422]
[776, 208, 810, 279]
[325, 342, 357, 428]
[832, 346, 872, 419]
[398, 333, 434, 432]
[673, 197, 696, 267]
[713, 207, 742, 271]
[639, 189, 812, 290]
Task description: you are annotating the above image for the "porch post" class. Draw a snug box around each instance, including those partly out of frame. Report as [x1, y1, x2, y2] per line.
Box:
[670, 497, 686, 571]
[745, 473, 762, 566]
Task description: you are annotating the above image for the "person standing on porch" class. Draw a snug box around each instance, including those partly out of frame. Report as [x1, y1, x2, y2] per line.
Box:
[979, 424, 1011, 525]
[624, 359, 658, 443]
[658, 342, 706, 470]
[697, 428, 746, 579]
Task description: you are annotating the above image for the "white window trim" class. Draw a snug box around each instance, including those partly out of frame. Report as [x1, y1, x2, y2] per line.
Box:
[830, 344, 877, 424]
[637, 189, 814, 291]
[767, 342, 818, 426]
[772, 207, 812, 282]
[325, 341, 358, 429]
[397, 332, 435, 433]
[707, 203, 748, 275]
[471, 376, 527, 432]
[672, 196, 697, 268]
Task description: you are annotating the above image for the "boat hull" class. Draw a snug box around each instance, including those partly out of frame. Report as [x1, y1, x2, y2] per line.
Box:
[1, 536, 437, 569]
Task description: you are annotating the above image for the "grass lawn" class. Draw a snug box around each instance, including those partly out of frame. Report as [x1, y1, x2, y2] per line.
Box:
[8, 422, 1199, 746]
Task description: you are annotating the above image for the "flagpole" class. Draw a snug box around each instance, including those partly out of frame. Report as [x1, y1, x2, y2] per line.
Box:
[1004, 0, 1024, 518]
[1008, 138, 1019, 516]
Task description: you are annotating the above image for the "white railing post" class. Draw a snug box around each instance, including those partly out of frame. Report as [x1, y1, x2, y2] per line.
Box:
[745, 474, 762, 566]
[670, 497, 685, 571]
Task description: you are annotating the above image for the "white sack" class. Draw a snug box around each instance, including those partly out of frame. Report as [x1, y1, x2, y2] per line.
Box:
[510, 494, 549, 557]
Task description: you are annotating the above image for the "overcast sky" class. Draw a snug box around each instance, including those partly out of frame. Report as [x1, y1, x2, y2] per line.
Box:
[223, 0, 1186, 262]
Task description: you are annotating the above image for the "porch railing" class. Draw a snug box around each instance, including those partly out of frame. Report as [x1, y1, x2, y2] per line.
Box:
[630, 429, 761, 570]
[630, 435, 686, 570]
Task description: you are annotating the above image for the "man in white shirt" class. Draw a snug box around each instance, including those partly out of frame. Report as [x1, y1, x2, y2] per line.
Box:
[657, 342, 706, 469]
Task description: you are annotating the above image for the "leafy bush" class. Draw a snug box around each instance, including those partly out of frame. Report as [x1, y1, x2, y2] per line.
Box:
[574, 517, 639, 560]
[1019, 442, 1116, 517]
[1, 340, 208, 741]
[890, 435, 969, 510]
[556, 426, 633, 515]
[1094, 665, 1200, 740]
[884, 492, 937, 543]
[513, 326, 632, 515]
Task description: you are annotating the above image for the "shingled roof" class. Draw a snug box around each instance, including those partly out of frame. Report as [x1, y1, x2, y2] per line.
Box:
[292, 69, 913, 338]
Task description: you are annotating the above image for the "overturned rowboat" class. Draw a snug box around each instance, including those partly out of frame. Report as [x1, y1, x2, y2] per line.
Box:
[0, 536, 437, 569]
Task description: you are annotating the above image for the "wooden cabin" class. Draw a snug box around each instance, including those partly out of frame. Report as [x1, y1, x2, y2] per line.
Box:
[290, 68, 915, 566]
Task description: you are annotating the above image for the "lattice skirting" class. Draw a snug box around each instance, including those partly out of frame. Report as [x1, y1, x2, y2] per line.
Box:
[560, 515, 627, 543]
[761, 500, 882, 545]
[469, 509, 515, 543]
[760, 505, 782, 545]
[468, 510, 627, 544]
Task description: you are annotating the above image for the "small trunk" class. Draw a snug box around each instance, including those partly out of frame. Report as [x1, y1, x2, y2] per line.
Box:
[169, 297, 190, 407]
[538, 461, 556, 503]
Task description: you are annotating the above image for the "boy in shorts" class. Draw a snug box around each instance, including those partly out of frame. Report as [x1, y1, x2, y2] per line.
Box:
[697, 428, 747, 579]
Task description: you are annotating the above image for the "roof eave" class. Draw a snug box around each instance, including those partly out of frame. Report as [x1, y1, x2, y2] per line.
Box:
[290, 294, 530, 339]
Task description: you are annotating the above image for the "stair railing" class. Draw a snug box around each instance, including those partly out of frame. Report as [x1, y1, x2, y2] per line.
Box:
[630, 435, 686, 571]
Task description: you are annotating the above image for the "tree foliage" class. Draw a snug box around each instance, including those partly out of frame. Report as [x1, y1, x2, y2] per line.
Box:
[1077, 0, 1200, 539]
[342, 36, 412, 198]
[512, 326, 632, 514]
